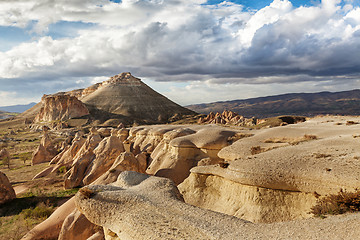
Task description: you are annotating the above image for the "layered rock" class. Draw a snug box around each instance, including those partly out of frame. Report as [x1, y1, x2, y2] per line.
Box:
[179, 117, 360, 223]
[126, 125, 245, 184]
[35, 94, 89, 122]
[79, 72, 195, 124]
[0, 171, 16, 204]
[21, 72, 196, 125]
[75, 171, 360, 240]
[146, 125, 244, 184]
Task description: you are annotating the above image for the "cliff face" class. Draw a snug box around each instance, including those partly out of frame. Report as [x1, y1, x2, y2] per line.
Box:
[35, 94, 89, 122]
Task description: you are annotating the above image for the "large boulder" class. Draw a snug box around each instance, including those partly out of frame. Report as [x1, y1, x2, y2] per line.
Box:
[0, 171, 15, 204]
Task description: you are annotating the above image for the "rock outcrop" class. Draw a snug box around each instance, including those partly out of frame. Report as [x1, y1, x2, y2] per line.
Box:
[82, 129, 125, 186]
[31, 128, 58, 165]
[179, 116, 360, 223]
[198, 110, 259, 126]
[64, 128, 102, 189]
[125, 125, 245, 184]
[33, 132, 86, 179]
[0, 171, 16, 204]
[75, 171, 360, 240]
[35, 94, 89, 122]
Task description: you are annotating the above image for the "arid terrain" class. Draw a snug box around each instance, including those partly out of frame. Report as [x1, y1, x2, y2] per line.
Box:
[1, 73, 360, 240]
[187, 89, 360, 118]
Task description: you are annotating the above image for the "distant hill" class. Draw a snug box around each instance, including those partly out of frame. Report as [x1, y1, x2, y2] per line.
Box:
[187, 90, 360, 118]
[0, 102, 37, 113]
[0, 110, 18, 120]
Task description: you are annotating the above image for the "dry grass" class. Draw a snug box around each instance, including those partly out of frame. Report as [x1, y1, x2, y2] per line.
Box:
[250, 146, 265, 155]
[227, 133, 254, 144]
[264, 134, 318, 145]
[311, 189, 360, 217]
[0, 183, 78, 240]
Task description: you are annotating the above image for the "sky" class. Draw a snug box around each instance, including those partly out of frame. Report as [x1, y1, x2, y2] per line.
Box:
[0, 0, 360, 107]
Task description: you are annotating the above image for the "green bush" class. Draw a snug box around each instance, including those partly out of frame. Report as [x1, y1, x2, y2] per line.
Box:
[21, 203, 54, 220]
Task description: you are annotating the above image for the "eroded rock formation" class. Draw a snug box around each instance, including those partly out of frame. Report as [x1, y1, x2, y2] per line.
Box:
[179, 117, 360, 223]
[75, 171, 360, 240]
[0, 171, 16, 204]
[198, 110, 257, 126]
[31, 128, 58, 165]
[35, 94, 89, 122]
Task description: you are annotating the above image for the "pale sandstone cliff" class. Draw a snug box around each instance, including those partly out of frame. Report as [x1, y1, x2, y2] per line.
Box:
[35, 94, 89, 123]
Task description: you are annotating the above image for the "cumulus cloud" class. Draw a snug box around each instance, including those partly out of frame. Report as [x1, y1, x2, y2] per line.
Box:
[0, 0, 360, 105]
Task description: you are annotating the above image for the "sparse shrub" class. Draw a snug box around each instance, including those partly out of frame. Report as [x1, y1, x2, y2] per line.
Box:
[311, 189, 360, 217]
[251, 146, 265, 155]
[264, 134, 318, 146]
[21, 202, 54, 220]
[346, 121, 359, 125]
[58, 166, 67, 174]
[303, 134, 318, 140]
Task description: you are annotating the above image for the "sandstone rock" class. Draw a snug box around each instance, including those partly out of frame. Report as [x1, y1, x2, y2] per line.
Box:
[117, 128, 129, 142]
[82, 132, 125, 186]
[35, 94, 89, 122]
[32, 131, 58, 165]
[75, 171, 360, 240]
[64, 131, 102, 189]
[93, 152, 146, 185]
[58, 209, 102, 240]
[0, 171, 15, 204]
[98, 128, 112, 138]
[33, 133, 86, 180]
[146, 125, 241, 184]
[179, 117, 360, 223]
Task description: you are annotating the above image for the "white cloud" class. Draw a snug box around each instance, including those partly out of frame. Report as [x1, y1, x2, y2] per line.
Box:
[0, 0, 359, 106]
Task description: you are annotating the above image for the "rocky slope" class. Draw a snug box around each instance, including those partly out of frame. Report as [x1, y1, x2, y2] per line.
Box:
[187, 89, 360, 118]
[23, 72, 196, 126]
